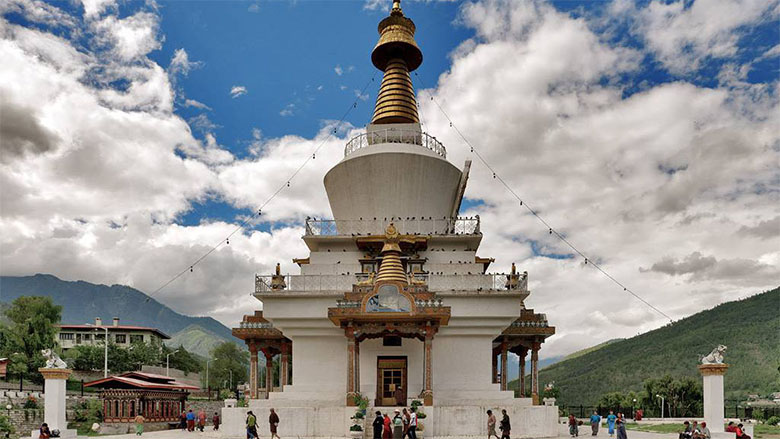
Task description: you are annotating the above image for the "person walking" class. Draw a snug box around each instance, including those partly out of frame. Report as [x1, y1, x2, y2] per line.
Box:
[269, 408, 281, 439]
[569, 414, 579, 438]
[246, 410, 258, 439]
[373, 411, 384, 439]
[198, 409, 207, 432]
[408, 407, 418, 439]
[606, 411, 617, 438]
[616, 414, 627, 439]
[487, 410, 500, 439]
[212, 412, 221, 431]
[402, 408, 411, 439]
[383, 413, 392, 439]
[499, 409, 511, 439]
[590, 411, 601, 436]
[180, 411, 187, 431]
[186, 409, 196, 432]
[392, 409, 404, 439]
[134, 413, 145, 436]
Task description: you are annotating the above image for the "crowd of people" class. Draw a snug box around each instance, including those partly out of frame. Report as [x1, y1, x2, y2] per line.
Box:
[371, 407, 420, 439]
[567, 411, 627, 439]
[177, 408, 221, 433]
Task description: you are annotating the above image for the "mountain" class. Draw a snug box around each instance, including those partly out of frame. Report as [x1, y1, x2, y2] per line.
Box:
[513, 287, 780, 405]
[165, 324, 227, 358]
[0, 274, 238, 356]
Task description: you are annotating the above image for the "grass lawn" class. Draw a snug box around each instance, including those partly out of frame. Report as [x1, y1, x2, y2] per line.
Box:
[625, 423, 780, 439]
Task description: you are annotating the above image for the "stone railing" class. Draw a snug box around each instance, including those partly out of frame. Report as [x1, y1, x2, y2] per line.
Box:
[239, 321, 274, 329]
[255, 272, 527, 293]
[304, 216, 480, 236]
[344, 129, 446, 158]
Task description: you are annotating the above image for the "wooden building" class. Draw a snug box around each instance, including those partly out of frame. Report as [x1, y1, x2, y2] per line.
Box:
[85, 372, 197, 423]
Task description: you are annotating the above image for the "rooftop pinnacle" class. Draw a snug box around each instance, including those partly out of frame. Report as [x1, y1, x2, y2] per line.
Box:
[370, 0, 422, 125]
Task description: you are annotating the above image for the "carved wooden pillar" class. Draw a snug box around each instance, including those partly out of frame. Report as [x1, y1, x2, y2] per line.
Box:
[519, 347, 528, 397]
[531, 342, 540, 404]
[346, 332, 357, 405]
[500, 339, 508, 391]
[492, 347, 498, 384]
[249, 343, 259, 399]
[280, 341, 290, 388]
[264, 350, 273, 399]
[422, 331, 434, 406]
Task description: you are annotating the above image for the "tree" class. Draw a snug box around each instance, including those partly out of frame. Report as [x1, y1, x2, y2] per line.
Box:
[207, 342, 247, 390]
[0, 296, 62, 382]
[63, 345, 104, 371]
[163, 345, 202, 375]
[127, 340, 163, 371]
[640, 375, 702, 417]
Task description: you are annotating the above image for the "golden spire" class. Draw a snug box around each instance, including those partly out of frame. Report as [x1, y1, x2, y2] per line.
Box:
[375, 223, 408, 284]
[370, 0, 422, 125]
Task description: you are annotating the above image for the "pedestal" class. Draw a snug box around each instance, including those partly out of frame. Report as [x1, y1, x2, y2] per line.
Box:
[31, 368, 77, 439]
[699, 363, 729, 434]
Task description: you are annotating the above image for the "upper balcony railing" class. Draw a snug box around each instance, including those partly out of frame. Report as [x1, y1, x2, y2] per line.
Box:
[305, 216, 480, 236]
[344, 129, 447, 159]
[255, 272, 527, 294]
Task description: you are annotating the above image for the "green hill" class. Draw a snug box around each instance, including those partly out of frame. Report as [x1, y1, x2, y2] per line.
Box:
[562, 338, 624, 361]
[513, 287, 780, 405]
[166, 324, 227, 358]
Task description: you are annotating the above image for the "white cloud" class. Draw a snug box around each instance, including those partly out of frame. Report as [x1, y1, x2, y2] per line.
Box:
[279, 103, 295, 117]
[247, 3, 260, 13]
[169, 48, 202, 77]
[230, 85, 248, 98]
[184, 99, 211, 110]
[334, 64, 343, 76]
[632, 0, 777, 74]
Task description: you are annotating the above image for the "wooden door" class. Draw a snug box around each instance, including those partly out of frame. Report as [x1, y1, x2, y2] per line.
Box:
[376, 357, 407, 406]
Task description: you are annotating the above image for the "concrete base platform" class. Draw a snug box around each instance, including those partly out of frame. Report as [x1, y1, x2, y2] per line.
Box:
[221, 400, 558, 438]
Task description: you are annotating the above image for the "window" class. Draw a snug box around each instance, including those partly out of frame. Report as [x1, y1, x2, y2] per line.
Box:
[59, 333, 74, 340]
[361, 262, 377, 273]
[114, 334, 126, 343]
[95, 333, 106, 341]
[82, 333, 92, 341]
[130, 334, 144, 343]
[383, 336, 402, 347]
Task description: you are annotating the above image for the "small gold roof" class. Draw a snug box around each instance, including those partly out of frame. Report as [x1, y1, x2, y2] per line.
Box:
[375, 223, 408, 284]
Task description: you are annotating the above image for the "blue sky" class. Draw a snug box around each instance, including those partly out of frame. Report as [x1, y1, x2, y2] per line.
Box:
[1, 0, 778, 357]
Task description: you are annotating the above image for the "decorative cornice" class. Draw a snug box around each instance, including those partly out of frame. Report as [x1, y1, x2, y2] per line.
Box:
[698, 363, 729, 376]
[39, 368, 73, 380]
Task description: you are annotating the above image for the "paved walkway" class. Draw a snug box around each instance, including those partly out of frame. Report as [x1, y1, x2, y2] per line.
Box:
[84, 425, 677, 439]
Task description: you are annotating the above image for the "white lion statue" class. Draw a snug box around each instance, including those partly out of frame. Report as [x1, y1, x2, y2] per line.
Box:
[41, 348, 68, 369]
[700, 345, 727, 364]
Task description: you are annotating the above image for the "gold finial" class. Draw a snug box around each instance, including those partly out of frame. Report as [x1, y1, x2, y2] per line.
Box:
[391, 0, 402, 15]
[370, 0, 422, 124]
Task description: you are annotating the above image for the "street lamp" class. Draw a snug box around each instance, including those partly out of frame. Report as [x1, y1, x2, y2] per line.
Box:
[205, 359, 212, 396]
[166, 350, 179, 377]
[85, 323, 109, 378]
[656, 394, 665, 419]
